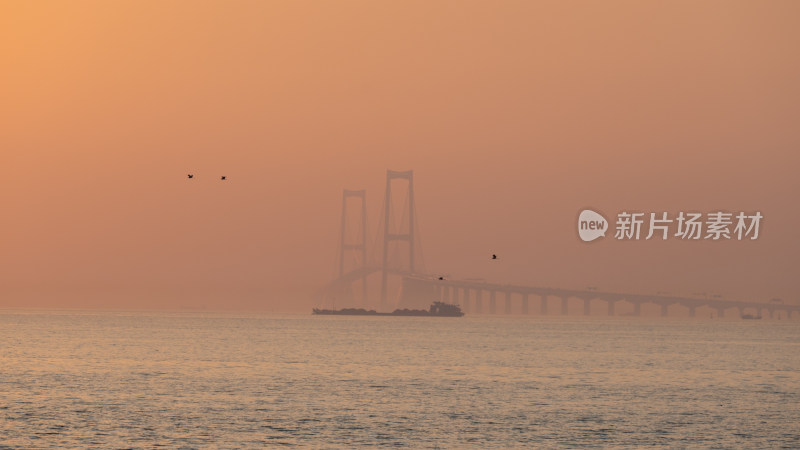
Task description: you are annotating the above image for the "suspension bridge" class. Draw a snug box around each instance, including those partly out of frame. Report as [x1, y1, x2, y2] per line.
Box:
[318, 170, 799, 319]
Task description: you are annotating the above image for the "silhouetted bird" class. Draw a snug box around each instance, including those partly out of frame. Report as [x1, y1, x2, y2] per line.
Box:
[221, 176, 227, 181]
[438, 276, 444, 280]
[492, 254, 497, 260]
[187, 174, 194, 179]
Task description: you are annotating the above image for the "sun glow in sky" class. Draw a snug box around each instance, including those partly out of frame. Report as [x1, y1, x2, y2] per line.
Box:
[1, 1, 798, 310]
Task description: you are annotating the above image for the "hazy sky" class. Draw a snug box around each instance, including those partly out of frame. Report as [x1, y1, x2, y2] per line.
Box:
[1, 1, 798, 311]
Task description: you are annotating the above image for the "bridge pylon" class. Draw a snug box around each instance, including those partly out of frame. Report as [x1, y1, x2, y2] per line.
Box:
[380, 170, 416, 309]
[338, 189, 368, 305]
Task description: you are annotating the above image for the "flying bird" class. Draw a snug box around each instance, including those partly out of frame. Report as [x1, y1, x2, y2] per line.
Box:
[187, 174, 194, 179]
[220, 176, 227, 181]
[438, 276, 444, 280]
[492, 254, 497, 260]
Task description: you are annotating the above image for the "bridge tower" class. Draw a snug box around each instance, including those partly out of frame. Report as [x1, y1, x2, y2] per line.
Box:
[338, 189, 368, 304]
[380, 170, 416, 308]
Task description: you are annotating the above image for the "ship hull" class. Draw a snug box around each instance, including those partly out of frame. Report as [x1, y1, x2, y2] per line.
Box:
[312, 302, 464, 317]
[312, 309, 463, 317]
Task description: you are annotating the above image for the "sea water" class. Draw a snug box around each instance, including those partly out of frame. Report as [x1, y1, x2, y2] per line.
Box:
[1, 311, 799, 448]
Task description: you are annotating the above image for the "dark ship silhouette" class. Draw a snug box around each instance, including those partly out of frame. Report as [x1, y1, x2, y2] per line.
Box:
[313, 301, 464, 317]
[740, 313, 762, 320]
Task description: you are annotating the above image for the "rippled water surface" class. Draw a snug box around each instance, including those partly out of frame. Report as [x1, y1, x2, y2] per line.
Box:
[1, 311, 799, 448]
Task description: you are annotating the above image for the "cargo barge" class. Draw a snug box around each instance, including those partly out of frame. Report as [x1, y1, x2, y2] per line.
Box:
[313, 301, 464, 317]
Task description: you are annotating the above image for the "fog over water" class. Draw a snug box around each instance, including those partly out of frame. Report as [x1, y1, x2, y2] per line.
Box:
[2, 3, 798, 449]
[2, 2, 799, 311]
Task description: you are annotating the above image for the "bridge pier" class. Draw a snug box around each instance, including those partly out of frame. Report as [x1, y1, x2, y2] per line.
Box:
[399, 276, 800, 320]
[338, 189, 368, 307]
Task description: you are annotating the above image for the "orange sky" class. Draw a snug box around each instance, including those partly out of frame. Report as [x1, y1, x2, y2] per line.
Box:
[1, 1, 798, 311]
